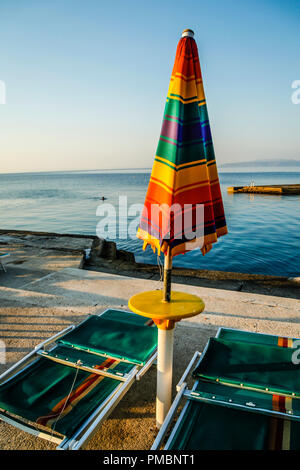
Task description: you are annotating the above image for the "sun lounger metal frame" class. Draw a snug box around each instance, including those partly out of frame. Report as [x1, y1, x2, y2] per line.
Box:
[0, 253, 9, 272]
[0, 309, 157, 450]
[152, 327, 300, 450]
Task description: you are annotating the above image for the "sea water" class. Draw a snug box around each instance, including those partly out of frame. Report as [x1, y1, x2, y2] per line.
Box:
[0, 170, 299, 277]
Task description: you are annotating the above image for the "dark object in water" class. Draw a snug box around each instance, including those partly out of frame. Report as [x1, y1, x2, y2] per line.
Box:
[100, 196, 107, 201]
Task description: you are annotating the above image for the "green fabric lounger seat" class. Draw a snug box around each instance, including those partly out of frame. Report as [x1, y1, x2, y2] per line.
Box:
[0, 356, 125, 438]
[152, 327, 300, 451]
[167, 393, 300, 450]
[0, 309, 157, 450]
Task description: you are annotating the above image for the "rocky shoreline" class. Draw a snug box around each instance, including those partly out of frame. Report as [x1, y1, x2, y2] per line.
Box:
[0, 229, 299, 299]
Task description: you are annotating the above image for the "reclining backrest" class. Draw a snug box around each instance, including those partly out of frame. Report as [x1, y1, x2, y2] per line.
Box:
[218, 328, 296, 348]
[193, 337, 300, 397]
[58, 315, 157, 365]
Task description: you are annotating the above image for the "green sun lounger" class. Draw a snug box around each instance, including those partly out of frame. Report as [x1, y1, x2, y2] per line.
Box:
[0, 253, 9, 272]
[152, 327, 300, 450]
[0, 309, 157, 450]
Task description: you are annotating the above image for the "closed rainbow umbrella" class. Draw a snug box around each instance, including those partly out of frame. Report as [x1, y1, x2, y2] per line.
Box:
[129, 29, 227, 427]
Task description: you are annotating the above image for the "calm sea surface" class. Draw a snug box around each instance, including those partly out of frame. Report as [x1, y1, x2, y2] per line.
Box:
[0, 170, 299, 277]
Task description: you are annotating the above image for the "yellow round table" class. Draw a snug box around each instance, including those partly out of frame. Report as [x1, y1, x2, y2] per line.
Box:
[128, 290, 205, 428]
[129, 290, 205, 330]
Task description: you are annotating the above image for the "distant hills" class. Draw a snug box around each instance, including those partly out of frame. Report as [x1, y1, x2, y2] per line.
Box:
[220, 158, 300, 169]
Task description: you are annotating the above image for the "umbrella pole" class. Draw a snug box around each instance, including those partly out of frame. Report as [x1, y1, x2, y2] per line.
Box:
[163, 246, 172, 302]
[156, 326, 174, 428]
[156, 246, 174, 428]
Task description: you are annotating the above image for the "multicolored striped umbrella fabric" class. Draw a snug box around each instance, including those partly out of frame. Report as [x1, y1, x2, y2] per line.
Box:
[137, 31, 227, 257]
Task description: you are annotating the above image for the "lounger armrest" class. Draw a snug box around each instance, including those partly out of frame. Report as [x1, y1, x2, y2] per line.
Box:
[176, 351, 201, 392]
[151, 352, 201, 451]
[136, 352, 157, 381]
[65, 366, 139, 450]
[38, 325, 75, 350]
[151, 382, 187, 450]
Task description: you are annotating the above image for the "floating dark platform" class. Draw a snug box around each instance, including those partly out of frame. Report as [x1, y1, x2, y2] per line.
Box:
[228, 184, 300, 195]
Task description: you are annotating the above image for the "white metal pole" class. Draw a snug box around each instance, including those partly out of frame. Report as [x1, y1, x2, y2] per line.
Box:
[156, 326, 174, 428]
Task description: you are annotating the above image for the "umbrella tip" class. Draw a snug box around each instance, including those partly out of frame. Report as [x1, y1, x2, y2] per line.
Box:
[182, 29, 194, 38]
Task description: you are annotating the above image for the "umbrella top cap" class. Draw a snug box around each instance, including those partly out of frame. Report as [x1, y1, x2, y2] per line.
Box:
[182, 29, 194, 38]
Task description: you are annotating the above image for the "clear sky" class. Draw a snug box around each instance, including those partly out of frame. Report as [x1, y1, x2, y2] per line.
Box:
[0, 0, 299, 173]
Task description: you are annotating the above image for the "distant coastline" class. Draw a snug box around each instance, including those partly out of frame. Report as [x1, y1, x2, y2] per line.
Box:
[220, 158, 300, 170]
